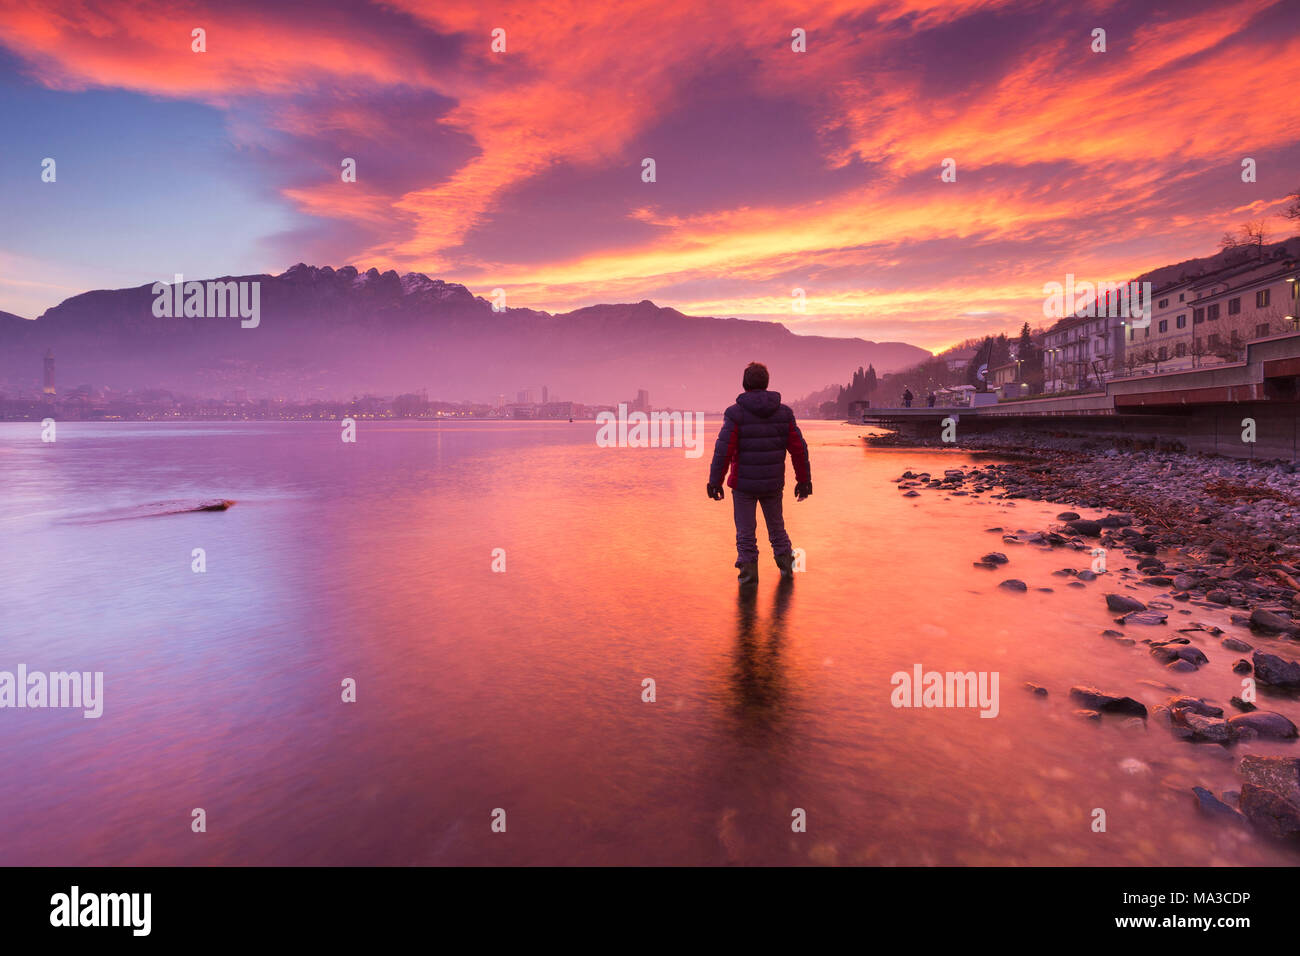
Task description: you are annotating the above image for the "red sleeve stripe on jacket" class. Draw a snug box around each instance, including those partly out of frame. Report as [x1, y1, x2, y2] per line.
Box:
[787, 421, 810, 483]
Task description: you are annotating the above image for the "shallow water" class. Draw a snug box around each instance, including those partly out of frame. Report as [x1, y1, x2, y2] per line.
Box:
[0, 420, 1296, 865]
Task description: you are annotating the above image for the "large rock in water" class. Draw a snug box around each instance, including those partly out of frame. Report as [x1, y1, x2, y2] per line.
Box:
[1227, 711, 1299, 740]
[1149, 642, 1209, 668]
[1239, 784, 1300, 840]
[1154, 696, 1232, 740]
[1163, 695, 1223, 717]
[1119, 609, 1168, 627]
[1191, 787, 1244, 823]
[1067, 519, 1102, 537]
[1252, 650, 1300, 688]
[194, 499, 236, 511]
[1250, 608, 1295, 634]
[1068, 686, 1147, 716]
[1106, 593, 1146, 613]
[1183, 713, 1231, 741]
[1238, 756, 1300, 806]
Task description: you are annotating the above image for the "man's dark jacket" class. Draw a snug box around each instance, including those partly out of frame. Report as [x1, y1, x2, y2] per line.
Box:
[708, 390, 811, 496]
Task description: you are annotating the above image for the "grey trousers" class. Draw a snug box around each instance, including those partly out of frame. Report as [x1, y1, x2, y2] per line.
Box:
[732, 490, 792, 566]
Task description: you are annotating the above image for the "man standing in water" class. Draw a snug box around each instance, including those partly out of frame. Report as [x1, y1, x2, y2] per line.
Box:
[707, 362, 812, 585]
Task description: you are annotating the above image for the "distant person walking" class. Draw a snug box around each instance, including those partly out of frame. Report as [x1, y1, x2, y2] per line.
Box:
[707, 362, 812, 586]
[902, 388, 913, 408]
[927, 392, 936, 408]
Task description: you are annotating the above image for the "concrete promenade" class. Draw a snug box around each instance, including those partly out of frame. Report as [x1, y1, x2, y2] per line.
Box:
[861, 331, 1300, 459]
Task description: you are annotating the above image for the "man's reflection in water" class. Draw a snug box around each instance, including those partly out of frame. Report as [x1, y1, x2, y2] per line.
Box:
[730, 577, 793, 728]
[712, 578, 798, 865]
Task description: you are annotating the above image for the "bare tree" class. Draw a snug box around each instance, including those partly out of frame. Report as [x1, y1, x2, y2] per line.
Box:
[1132, 347, 1159, 373]
[1211, 334, 1243, 363]
[1286, 188, 1300, 228]
[1243, 220, 1270, 253]
[1257, 303, 1293, 336]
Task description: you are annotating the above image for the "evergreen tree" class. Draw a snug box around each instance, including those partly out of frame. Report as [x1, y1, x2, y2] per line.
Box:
[991, 333, 1011, 368]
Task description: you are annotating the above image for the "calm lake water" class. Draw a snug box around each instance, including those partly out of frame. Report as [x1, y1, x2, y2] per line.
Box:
[1, 420, 1297, 865]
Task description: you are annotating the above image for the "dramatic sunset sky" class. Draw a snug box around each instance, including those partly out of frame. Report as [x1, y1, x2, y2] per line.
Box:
[0, 0, 1297, 351]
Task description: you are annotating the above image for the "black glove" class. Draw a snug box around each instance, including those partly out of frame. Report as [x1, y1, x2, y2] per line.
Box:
[707, 483, 725, 501]
[794, 481, 812, 501]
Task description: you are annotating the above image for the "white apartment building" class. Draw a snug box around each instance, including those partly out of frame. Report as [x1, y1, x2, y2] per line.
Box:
[1043, 312, 1125, 392]
[1126, 254, 1300, 374]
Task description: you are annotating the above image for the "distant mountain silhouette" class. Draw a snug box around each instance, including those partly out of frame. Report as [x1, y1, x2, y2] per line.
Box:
[0, 264, 930, 408]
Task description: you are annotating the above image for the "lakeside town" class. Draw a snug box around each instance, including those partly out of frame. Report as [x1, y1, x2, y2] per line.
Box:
[811, 232, 1300, 418]
[0, 375, 661, 423]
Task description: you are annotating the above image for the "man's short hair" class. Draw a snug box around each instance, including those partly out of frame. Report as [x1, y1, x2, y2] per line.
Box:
[743, 362, 769, 391]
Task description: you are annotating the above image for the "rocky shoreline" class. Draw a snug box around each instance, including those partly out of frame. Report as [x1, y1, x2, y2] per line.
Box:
[882, 429, 1300, 846]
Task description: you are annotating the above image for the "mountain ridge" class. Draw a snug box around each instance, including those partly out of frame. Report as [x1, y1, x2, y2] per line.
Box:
[1, 264, 931, 408]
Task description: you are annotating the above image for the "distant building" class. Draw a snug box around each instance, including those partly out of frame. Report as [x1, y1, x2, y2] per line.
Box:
[989, 362, 1010, 386]
[634, 389, 650, 412]
[1139, 278, 1195, 372]
[1043, 310, 1125, 392]
[43, 349, 55, 395]
[941, 348, 976, 374]
[1128, 255, 1300, 374]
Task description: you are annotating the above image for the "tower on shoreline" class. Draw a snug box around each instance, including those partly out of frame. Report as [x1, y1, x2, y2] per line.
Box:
[43, 349, 55, 395]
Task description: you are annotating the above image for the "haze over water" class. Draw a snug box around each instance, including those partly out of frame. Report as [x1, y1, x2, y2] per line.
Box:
[1, 420, 1296, 866]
